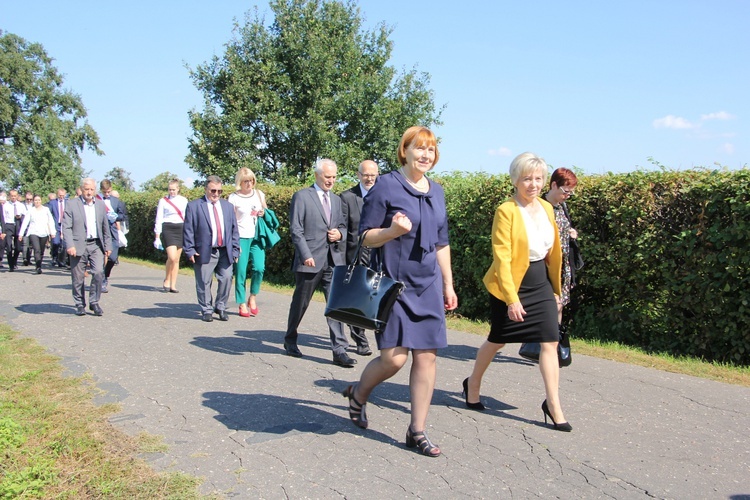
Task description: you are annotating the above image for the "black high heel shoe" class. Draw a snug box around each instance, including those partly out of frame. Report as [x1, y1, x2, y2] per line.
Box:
[462, 377, 485, 411]
[342, 385, 368, 429]
[405, 426, 441, 457]
[541, 400, 572, 432]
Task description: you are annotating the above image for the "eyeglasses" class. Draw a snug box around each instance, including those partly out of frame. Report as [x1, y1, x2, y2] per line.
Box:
[209, 189, 223, 194]
[26, 199, 33, 202]
[559, 186, 575, 196]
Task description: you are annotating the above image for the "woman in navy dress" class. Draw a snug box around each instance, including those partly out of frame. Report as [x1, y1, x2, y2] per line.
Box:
[342, 126, 458, 457]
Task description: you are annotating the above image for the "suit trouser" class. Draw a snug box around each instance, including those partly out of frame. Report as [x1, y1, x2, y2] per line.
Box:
[4, 223, 19, 266]
[51, 232, 68, 266]
[234, 238, 266, 304]
[21, 235, 32, 263]
[104, 240, 119, 278]
[285, 265, 349, 356]
[194, 247, 233, 315]
[70, 239, 104, 307]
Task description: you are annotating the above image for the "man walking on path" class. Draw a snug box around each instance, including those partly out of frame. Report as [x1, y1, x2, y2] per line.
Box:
[339, 159, 379, 356]
[183, 176, 239, 322]
[284, 159, 355, 367]
[62, 178, 111, 316]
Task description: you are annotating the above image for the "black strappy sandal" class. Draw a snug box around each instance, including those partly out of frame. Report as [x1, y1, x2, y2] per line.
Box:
[405, 426, 441, 457]
[342, 384, 368, 429]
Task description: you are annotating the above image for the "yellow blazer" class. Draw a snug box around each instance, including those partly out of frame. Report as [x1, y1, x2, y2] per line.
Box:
[483, 198, 562, 304]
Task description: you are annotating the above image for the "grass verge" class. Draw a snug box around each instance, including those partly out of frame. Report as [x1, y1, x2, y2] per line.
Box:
[0, 323, 206, 499]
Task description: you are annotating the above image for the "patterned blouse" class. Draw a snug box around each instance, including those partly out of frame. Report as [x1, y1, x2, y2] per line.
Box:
[551, 202, 573, 306]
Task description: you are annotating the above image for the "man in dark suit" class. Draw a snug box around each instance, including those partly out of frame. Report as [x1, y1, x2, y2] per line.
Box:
[339, 160, 380, 356]
[98, 180, 126, 293]
[47, 188, 69, 268]
[62, 178, 112, 316]
[183, 175, 240, 322]
[284, 159, 355, 367]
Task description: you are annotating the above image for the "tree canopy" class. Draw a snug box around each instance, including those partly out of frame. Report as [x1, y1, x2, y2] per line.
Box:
[140, 171, 186, 192]
[0, 31, 101, 195]
[104, 166, 134, 192]
[187, 0, 443, 183]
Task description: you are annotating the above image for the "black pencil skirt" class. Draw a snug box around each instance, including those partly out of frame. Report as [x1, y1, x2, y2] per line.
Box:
[487, 260, 559, 344]
[160, 222, 184, 249]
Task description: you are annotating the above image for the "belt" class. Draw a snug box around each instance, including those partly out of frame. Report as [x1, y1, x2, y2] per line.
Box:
[85, 238, 98, 242]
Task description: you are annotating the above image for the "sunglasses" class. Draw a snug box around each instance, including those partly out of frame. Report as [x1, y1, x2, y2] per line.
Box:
[559, 186, 575, 196]
[209, 189, 223, 194]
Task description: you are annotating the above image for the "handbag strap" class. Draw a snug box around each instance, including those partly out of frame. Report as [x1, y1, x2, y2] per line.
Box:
[354, 230, 381, 272]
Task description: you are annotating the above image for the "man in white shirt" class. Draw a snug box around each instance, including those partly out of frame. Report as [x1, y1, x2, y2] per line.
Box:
[3, 190, 26, 271]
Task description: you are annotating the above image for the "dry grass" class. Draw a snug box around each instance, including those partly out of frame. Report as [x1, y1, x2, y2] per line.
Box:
[0, 324, 206, 498]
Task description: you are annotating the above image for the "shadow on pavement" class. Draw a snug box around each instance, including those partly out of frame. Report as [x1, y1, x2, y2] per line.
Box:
[123, 302, 198, 319]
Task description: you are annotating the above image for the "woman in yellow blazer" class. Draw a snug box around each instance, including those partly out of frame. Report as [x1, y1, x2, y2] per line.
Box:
[463, 152, 572, 431]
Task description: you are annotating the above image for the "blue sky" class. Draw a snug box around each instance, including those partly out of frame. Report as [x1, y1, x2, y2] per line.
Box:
[4, 1, 748, 188]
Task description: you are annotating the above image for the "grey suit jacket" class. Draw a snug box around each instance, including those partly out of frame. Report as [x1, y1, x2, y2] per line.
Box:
[289, 186, 347, 273]
[62, 197, 112, 255]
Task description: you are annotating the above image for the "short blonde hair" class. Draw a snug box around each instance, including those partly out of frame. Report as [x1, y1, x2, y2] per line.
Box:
[234, 167, 257, 190]
[509, 152, 547, 186]
[397, 126, 440, 168]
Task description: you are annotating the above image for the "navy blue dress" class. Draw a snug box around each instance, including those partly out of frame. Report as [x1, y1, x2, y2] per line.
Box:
[360, 171, 450, 350]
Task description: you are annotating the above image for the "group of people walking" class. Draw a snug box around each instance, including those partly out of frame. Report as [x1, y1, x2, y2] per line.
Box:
[2, 125, 581, 459]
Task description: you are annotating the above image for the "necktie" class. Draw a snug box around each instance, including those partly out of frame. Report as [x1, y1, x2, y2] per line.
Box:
[212, 202, 223, 247]
[322, 192, 331, 224]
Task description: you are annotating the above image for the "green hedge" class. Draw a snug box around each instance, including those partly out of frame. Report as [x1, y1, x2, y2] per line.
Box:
[120, 169, 750, 365]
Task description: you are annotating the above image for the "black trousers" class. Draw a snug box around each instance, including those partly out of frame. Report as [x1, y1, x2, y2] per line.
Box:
[29, 235, 49, 268]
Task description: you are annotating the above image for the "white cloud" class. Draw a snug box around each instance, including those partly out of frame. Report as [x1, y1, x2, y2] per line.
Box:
[184, 176, 195, 187]
[653, 115, 695, 129]
[720, 143, 735, 154]
[488, 147, 512, 157]
[701, 111, 734, 121]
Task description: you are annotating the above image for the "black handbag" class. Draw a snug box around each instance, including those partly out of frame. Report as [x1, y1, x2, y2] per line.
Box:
[519, 330, 572, 368]
[325, 233, 405, 331]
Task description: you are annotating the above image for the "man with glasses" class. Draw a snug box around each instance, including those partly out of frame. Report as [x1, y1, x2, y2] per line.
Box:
[183, 176, 240, 322]
[339, 160, 380, 357]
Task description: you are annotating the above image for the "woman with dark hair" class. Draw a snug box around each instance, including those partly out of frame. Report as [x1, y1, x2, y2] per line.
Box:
[463, 152, 572, 431]
[543, 168, 580, 328]
[342, 126, 458, 457]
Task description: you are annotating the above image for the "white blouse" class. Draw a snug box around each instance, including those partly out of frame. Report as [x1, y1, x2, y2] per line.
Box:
[519, 205, 555, 262]
[228, 190, 265, 239]
[19, 206, 56, 238]
[154, 195, 188, 234]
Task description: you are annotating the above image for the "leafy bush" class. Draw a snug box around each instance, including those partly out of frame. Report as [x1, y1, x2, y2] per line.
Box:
[119, 169, 750, 365]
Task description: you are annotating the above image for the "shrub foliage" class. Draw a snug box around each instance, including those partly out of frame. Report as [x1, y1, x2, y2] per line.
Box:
[120, 168, 750, 365]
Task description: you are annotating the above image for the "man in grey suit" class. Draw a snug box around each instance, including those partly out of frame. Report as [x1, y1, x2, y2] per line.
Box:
[62, 178, 112, 316]
[339, 160, 379, 356]
[183, 176, 240, 322]
[285, 159, 356, 367]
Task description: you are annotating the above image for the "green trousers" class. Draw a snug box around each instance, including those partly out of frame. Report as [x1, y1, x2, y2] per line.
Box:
[234, 237, 265, 304]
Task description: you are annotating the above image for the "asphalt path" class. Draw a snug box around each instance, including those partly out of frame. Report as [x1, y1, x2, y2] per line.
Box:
[1, 261, 748, 499]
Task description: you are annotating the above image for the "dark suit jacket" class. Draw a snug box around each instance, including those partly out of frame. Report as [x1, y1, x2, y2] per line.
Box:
[47, 198, 67, 244]
[289, 186, 347, 273]
[183, 197, 240, 265]
[98, 195, 126, 246]
[340, 184, 370, 265]
[61, 197, 112, 255]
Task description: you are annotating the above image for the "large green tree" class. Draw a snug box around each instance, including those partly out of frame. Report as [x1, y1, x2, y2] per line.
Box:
[140, 171, 186, 192]
[104, 166, 134, 192]
[0, 31, 101, 194]
[187, 0, 443, 183]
